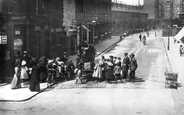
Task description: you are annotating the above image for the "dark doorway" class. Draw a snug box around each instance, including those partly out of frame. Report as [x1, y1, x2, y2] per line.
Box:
[0, 45, 6, 82]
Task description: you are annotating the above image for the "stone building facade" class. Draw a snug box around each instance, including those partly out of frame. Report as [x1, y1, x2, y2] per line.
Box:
[0, 0, 64, 82]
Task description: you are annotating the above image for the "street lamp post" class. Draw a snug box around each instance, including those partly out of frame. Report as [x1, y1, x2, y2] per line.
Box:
[148, 17, 150, 31]
[167, 0, 173, 51]
[92, 20, 96, 44]
[168, 26, 170, 50]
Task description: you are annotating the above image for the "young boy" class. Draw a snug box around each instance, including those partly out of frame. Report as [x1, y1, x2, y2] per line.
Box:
[113, 63, 122, 84]
[75, 66, 82, 84]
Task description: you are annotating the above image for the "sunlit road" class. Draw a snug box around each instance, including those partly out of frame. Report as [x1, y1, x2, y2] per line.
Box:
[1, 31, 183, 115]
[98, 30, 167, 89]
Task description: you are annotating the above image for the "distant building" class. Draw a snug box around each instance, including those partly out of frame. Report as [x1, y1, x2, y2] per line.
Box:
[155, 0, 164, 28]
[173, 0, 181, 19]
[180, 0, 184, 26]
[112, 2, 148, 35]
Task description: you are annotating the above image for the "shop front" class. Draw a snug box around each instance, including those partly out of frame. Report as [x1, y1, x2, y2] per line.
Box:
[0, 34, 7, 82]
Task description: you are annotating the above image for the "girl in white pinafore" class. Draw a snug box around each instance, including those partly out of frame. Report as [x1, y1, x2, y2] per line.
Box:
[11, 62, 21, 89]
[20, 60, 29, 83]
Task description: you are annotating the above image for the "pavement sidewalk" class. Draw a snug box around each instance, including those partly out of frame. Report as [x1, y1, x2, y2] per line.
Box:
[0, 82, 48, 102]
[0, 36, 122, 102]
[162, 31, 184, 102]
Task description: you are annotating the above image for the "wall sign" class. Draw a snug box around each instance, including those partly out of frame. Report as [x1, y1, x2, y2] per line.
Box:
[15, 31, 20, 35]
[0, 35, 7, 44]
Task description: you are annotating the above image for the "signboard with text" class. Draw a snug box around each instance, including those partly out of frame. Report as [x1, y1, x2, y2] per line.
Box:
[0, 35, 7, 44]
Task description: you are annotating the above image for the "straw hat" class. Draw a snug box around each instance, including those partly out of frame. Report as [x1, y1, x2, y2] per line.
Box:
[48, 60, 53, 64]
[23, 51, 27, 54]
[58, 61, 64, 65]
[21, 60, 26, 66]
[107, 62, 113, 66]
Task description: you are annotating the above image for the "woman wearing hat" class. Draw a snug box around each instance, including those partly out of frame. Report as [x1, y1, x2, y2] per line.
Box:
[29, 59, 40, 92]
[105, 59, 114, 83]
[92, 61, 102, 83]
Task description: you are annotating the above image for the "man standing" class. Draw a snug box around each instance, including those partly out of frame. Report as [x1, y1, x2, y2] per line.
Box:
[61, 52, 68, 64]
[122, 53, 130, 81]
[129, 54, 138, 83]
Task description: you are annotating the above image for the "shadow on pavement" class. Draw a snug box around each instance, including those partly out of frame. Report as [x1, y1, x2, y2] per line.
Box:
[176, 83, 183, 88]
[135, 77, 145, 82]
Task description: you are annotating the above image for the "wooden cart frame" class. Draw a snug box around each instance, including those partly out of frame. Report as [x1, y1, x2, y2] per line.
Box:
[165, 71, 178, 88]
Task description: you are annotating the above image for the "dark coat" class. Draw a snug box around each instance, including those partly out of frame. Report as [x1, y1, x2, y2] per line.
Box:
[30, 65, 40, 82]
[122, 56, 130, 71]
[105, 65, 114, 80]
[29, 64, 40, 92]
[61, 56, 68, 63]
[129, 58, 138, 71]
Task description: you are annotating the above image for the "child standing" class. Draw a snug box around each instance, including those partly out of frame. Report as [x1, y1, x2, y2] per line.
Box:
[11, 62, 21, 89]
[75, 66, 82, 84]
[113, 63, 122, 84]
[20, 60, 29, 86]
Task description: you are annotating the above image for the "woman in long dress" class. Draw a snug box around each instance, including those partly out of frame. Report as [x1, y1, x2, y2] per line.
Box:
[39, 56, 47, 82]
[29, 59, 40, 92]
[11, 63, 21, 89]
[92, 62, 102, 82]
[105, 60, 114, 83]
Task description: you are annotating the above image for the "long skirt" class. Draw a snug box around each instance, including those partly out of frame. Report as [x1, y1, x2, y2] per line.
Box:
[29, 81, 40, 92]
[20, 68, 29, 80]
[40, 71, 47, 81]
[105, 68, 114, 80]
[11, 74, 21, 89]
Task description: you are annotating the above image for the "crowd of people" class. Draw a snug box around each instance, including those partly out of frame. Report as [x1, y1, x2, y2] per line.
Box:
[11, 51, 75, 92]
[11, 49, 139, 91]
[91, 53, 138, 84]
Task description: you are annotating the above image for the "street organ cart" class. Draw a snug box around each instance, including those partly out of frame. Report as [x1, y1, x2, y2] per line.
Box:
[77, 44, 96, 83]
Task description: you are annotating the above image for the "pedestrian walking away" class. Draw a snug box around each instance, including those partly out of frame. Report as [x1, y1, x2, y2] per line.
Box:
[179, 45, 184, 56]
[142, 36, 146, 45]
[139, 34, 142, 41]
[129, 54, 138, 83]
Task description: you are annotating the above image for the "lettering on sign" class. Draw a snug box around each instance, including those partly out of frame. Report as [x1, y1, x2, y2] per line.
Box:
[15, 31, 20, 35]
[0, 35, 7, 44]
